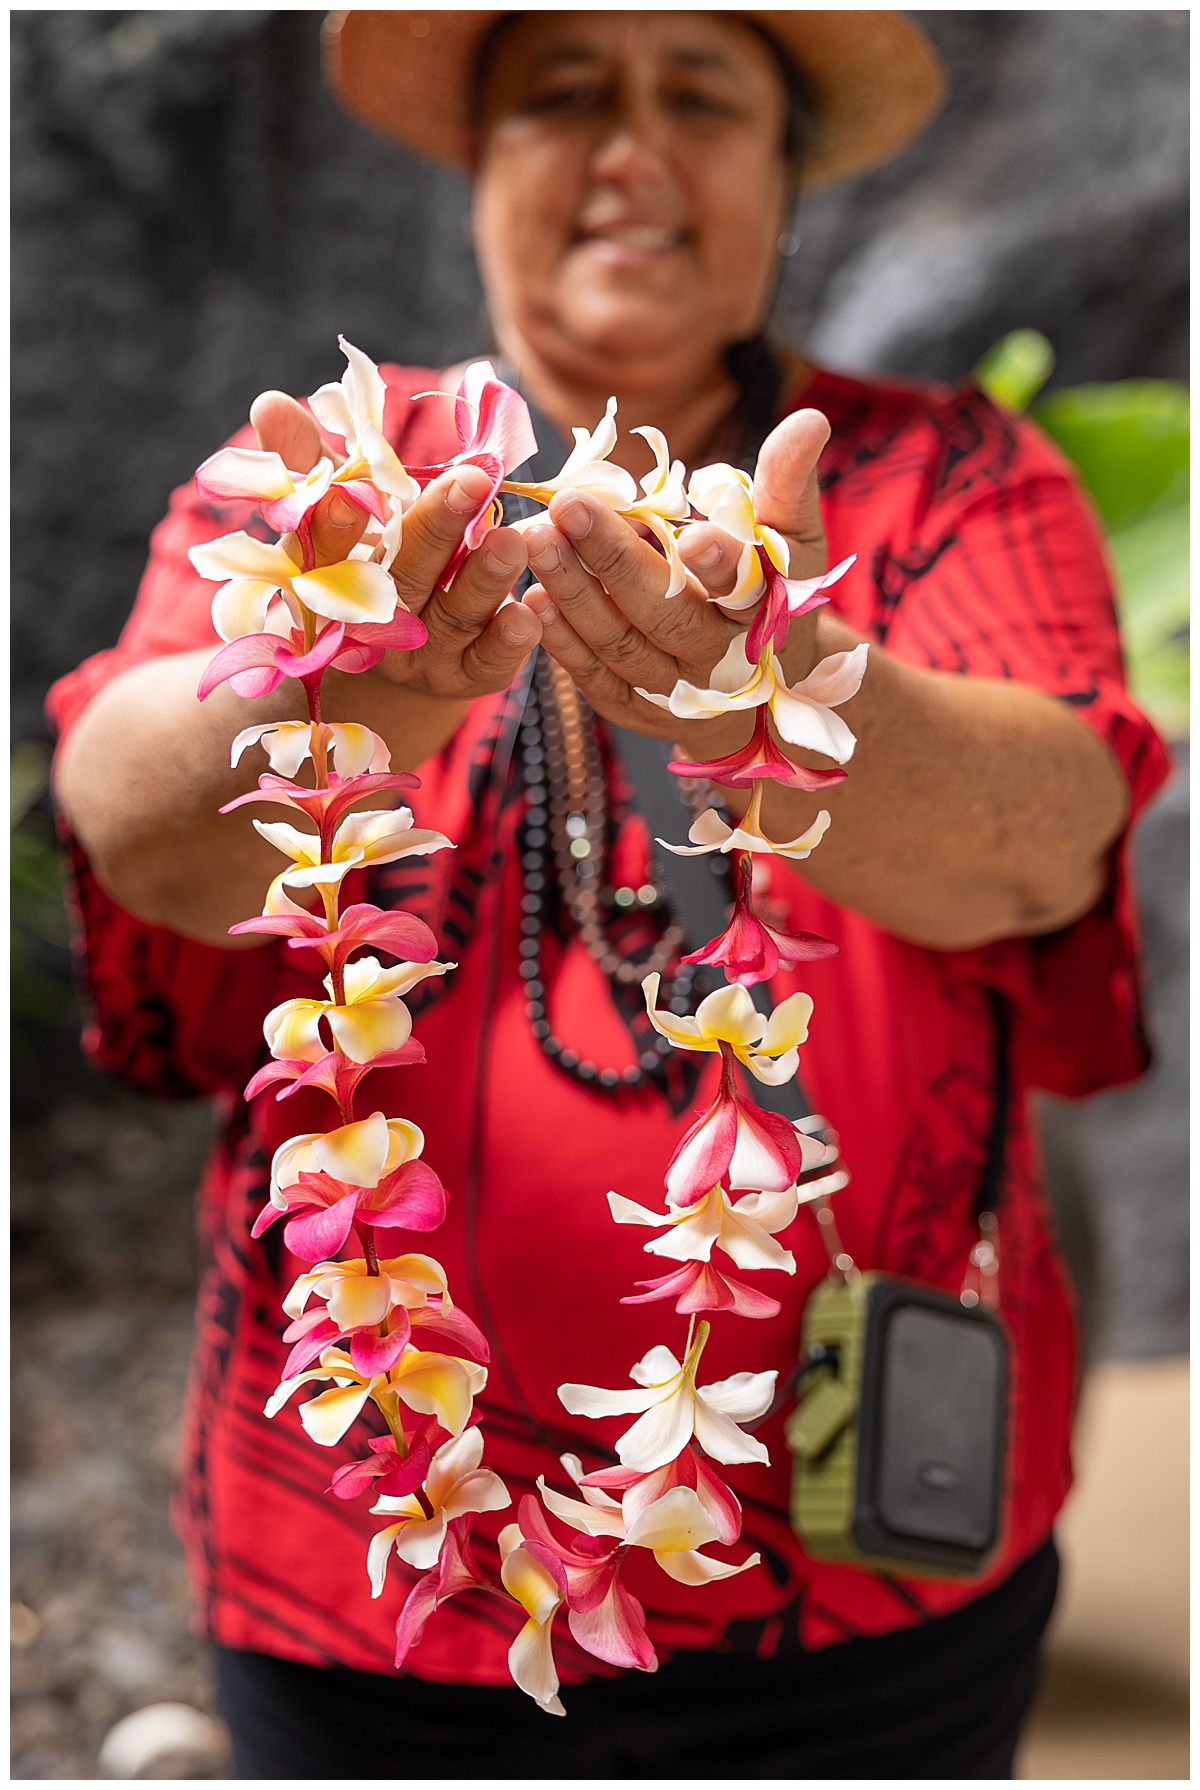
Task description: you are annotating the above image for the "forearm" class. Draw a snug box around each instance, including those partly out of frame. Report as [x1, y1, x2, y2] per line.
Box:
[722, 615, 1130, 950]
[54, 650, 469, 945]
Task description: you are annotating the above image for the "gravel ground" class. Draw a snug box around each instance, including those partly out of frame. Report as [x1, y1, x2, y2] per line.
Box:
[11, 1081, 229, 1780]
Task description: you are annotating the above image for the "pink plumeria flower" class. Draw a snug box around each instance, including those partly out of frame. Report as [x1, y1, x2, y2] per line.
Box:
[230, 719, 391, 779]
[539, 1454, 761, 1589]
[263, 952, 453, 1065]
[368, 1427, 511, 1587]
[197, 612, 424, 703]
[640, 635, 869, 766]
[265, 1341, 487, 1445]
[578, 1445, 743, 1546]
[510, 1493, 656, 1676]
[558, 1321, 776, 1472]
[669, 707, 847, 794]
[624, 1258, 782, 1318]
[253, 804, 452, 902]
[642, 972, 812, 1088]
[394, 1514, 492, 1670]
[681, 856, 838, 987]
[498, 1523, 568, 1716]
[281, 1250, 488, 1380]
[257, 1111, 446, 1261]
[329, 1416, 447, 1504]
[405, 360, 538, 577]
[663, 1050, 816, 1207]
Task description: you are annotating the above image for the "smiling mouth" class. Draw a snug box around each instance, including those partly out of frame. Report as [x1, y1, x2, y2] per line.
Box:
[577, 224, 686, 253]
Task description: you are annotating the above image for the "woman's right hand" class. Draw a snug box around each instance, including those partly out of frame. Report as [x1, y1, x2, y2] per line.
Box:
[253, 392, 542, 703]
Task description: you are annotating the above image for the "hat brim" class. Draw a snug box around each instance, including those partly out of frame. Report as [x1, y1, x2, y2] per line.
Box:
[324, 10, 945, 190]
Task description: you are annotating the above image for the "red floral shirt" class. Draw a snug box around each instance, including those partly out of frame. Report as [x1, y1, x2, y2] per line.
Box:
[48, 364, 1168, 1680]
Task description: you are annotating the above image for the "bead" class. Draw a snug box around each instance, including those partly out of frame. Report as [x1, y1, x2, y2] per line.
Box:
[622, 1066, 642, 1084]
[518, 940, 539, 959]
[614, 887, 635, 908]
[559, 1048, 579, 1069]
[577, 1061, 596, 1081]
[522, 852, 543, 872]
[532, 1020, 550, 1040]
[525, 828, 547, 849]
[640, 1051, 660, 1070]
[518, 962, 540, 981]
[545, 1036, 561, 1055]
[520, 916, 540, 937]
[524, 980, 544, 1000]
[599, 1069, 619, 1089]
[520, 894, 541, 915]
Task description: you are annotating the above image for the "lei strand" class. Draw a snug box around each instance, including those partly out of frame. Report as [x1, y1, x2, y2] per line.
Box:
[188, 337, 865, 1715]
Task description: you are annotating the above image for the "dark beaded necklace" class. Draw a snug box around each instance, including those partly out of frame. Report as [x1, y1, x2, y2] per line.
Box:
[517, 650, 722, 1095]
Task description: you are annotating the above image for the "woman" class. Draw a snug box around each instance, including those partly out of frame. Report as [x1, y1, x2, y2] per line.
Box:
[51, 11, 1166, 1778]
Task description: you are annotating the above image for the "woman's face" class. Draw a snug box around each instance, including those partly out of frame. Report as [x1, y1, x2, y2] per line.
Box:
[471, 11, 791, 389]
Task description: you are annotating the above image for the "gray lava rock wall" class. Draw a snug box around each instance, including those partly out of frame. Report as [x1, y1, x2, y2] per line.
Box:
[13, 9, 1188, 738]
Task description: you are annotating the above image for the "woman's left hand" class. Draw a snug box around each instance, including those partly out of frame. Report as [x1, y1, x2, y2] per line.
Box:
[521, 409, 832, 755]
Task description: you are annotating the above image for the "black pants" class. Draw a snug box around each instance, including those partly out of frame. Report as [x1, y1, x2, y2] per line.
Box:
[216, 1539, 1057, 1779]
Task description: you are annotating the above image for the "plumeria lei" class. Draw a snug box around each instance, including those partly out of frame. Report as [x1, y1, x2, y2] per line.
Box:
[188, 337, 863, 1715]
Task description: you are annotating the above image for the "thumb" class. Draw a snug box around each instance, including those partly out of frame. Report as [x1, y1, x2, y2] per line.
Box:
[752, 407, 830, 581]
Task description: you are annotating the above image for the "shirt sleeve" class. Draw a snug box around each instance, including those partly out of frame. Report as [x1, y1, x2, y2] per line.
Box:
[45, 428, 285, 1098]
[881, 391, 1171, 1096]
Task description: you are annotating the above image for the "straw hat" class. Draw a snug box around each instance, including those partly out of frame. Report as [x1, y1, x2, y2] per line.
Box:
[324, 11, 945, 190]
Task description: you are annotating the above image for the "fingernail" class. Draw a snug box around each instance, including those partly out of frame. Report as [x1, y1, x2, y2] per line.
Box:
[556, 498, 592, 540]
[528, 593, 559, 626]
[526, 535, 565, 574]
[446, 465, 492, 514]
[498, 605, 534, 644]
[690, 540, 721, 569]
[483, 542, 521, 577]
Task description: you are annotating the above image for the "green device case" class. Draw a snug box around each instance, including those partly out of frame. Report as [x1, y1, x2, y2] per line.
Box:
[787, 1272, 1008, 1578]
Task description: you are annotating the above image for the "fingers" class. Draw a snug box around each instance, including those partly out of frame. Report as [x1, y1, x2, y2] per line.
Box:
[309, 487, 370, 563]
[460, 599, 543, 692]
[532, 493, 737, 678]
[419, 523, 527, 651]
[250, 392, 326, 472]
[676, 522, 744, 599]
[524, 518, 684, 697]
[387, 464, 497, 615]
[524, 587, 678, 734]
[753, 408, 830, 580]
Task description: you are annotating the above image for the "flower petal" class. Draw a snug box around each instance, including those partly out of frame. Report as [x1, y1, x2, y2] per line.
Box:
[292, 559, 398, 626]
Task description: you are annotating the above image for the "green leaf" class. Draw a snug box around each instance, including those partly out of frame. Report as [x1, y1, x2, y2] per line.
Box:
[1031, 381, 1189, 534]
[973, 330, 1056, 412]
[11, 740, 51, 828]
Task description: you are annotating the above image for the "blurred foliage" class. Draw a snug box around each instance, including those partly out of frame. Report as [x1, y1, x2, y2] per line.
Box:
[973, 329, 1058, 414]
[975, 330, 1189, 739]
[12, 741, 72, 1024]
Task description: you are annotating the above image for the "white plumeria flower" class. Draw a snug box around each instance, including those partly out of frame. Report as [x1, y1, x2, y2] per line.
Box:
[189, 529, 399, 640]
[607, 1184, 801, 1273]
[230, 719, 391, 779]
[308, 335, 421, 516]
[539, 1457, 761, 1588]
[254, 806, 452, 895]
[265, 1343, 486, 1445]
[269, 1110, 425, 1206]
[368, 1428, 511, 1585]
[559, 1322, 775, 1472]
[620, 426, 690, 597]
[511, 396, 639, 509]
[639, 636, 869, 765]
[499, 1525, 566, 1716]
[664, 787, 831, 863]
[284, 1252, 450, 1327]
[642, 973, 812, 1088]
[687, 462, 788, 605]
[264, 953, 454, 1065]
